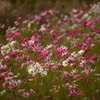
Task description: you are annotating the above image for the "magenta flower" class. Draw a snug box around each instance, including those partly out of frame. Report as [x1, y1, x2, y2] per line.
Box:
[85, 79, 92, 83]
[10, 84, 18, 89]
[56, 48, 64, 54]
[85, 22, 92, 27]
[96, 29, 100, 33]
[14, 32, 22, 38]
[84, 48, 90, 53]
[31, 31, 36, 34]
[36, 35, 42, 39]
[0, 74, 5, 80]
[2, 83, 7, 88]
[5, 33, 14, 39]
[10, 52, 16, 58]
[40, 50, 50, 57]
[68, 90, 83, 97]
[77, 77, 84, 81]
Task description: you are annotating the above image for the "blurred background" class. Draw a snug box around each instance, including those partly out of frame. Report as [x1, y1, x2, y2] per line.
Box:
[0, 0, 99, 40]
[0, 0, 99, 22]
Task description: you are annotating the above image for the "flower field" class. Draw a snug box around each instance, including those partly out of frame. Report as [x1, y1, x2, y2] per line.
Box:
[0, 2, 100, 100]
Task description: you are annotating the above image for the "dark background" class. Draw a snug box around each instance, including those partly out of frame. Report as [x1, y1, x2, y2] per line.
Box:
[0, 0, 99, 22]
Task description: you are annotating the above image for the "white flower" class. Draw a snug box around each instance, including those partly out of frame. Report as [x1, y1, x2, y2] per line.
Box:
[40, 71, 47, 76]
[62, 60, 68, 67]
[45, 44, 53, 49]
[77, 50, 84, 54]
[28, 40, 35, 45]
[0, 89, 6, 96]
[68, 56, 74, 60]
[1, 45, 10, 55]
[71, 51, 76, 56]
[72, 9, 77, 13]
[27, 62, 47, 77]
[39, 26, 46, 32]
[9, 41, 17, 46]
[82, 13, 88, 19]
[28, 68, 35, 75]
[1, 41, 16, 55]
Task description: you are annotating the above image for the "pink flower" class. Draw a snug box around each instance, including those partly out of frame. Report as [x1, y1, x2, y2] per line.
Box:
[0, 24, 5, 28]
[18, 89, 25, 93]
[14, 21, 19, 26]
[5, 33, 14, 39]
[96, 29, 100, 33]
[44, 95, 52, 99]
[0, 74, 5, 80]
[76, 14, 80, 18]
[52, 65, 57, 70]
[21, 28, 26, 31]
[56, 48, 64, 54]
[10, 84, 18, 89]
[5, 77, 12, 81]
[4, 56, 10, 62]
[91, 44, 95, 47]
[84, 48, 90, 53]
[89, 59, 95, 64]
[87, 4, 91, 9]
[85, 79, 92, 83]
[31, 31, 36, 34]
[57, 65, 63, 70]
[24, 38, 30, 42]
[52, 77, 59, 83]
[10, 52, 16, 58]
[8, 72, 14, 76]
[85, 22, 92, 27]
[68, 90, 83, 97]
[40, 50, 50, 57]
[30, 89, 36, 94]
[77, 77, 84, 81]
[67, 52, 72, 56]
[0, 65, 7, 69]
[2, 83, 7, 88]
[22, 92, 30, 98]
[91, 25, 98, 29]
[28, 57, 34, 60]
[14, 32, 22, 38]
[36, 35, 42, 39]
[17, 16, 22, 20]
[80, 60, 86, 67]
[86, 38, 92, 42]
[64, 73, 71, 77]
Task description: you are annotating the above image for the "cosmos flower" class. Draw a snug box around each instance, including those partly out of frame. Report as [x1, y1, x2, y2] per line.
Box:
[62, 60, 69, 67]
[22, 92, 30, 98]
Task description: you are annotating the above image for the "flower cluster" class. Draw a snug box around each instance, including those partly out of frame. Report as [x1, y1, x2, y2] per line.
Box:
[0, 2, 100, 100]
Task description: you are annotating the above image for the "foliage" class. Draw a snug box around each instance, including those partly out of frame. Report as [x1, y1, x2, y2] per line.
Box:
[0, 2, 100, 100]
